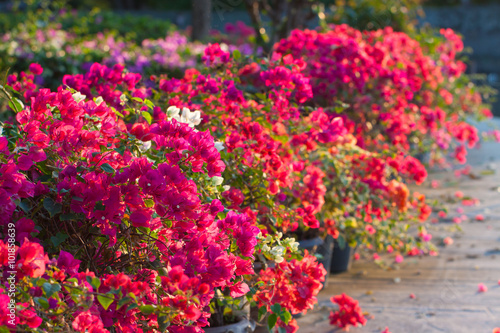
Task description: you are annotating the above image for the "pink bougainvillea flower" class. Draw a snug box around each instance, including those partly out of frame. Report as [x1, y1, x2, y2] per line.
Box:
[57, 250, 81, 275]
[409, 293, 416, 299]
[462, 198, 479, 206]
[395, 255, 404, 263]
[28, 63, 43, 75]
[72, 310, 107, 332]
[431, 180, 440, 188]
[353, 253, 360, 261]
[443, 237, 453, 245]
[438, 211, 447, 218]
[452, 217, 462, 224]
[373, 253, 380, 261]
[475, 214, 485, 221]
[419, 232, 432, 242]
[456, 207, 464, 214]
[15, 217, 38, 243]
[454, 191, 464, 199]
[129, 209, 151, 228]
[365, 225, 376, 235]
[478, 283, 488, 293]
[17, 155, 33, 171]
[493, 328, 500, 333]
[382, 327, 392, 333]
[229, 281, 250, 298]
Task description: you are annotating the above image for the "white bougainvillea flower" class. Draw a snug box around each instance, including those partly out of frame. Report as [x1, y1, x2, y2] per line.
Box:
[214, 141, 225, 152]
[166, 105, 181, 118]
[72, 91, 86, 103]
[180, 107, 202, 127]
[166, 106, 202, 129]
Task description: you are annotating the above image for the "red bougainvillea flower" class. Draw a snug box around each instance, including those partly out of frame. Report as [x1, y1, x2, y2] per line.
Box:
[329, 293, 367, 330]
[253, 251, 326, 315]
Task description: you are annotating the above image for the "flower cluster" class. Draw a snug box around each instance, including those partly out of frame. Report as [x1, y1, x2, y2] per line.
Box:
[0, 63, 258, 331]
[329, 293, 367, 330]
[274, 25, 491, 167]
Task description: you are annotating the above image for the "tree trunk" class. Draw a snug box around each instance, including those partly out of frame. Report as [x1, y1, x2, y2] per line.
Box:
[192, 0, 212, 41]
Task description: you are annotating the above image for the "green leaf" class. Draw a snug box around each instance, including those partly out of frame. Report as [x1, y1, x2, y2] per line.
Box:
[43, 198, 62, 217]
[114, 146, 126, 156]
[100, 163, 115, 173]
[280, 310, 292, 325]
[158, 315, 169, 332]
[42, 282, 61, 298]
[117, 297, 131, 310]
[126, 303, 139, 312]
[97, 294, 115, 310]
[141, 111, 152, 125]
[144, 99, 155, 109]
[139, 304, 155, 315]
[337, 234, 346, 250]
[267, 313, 278, 330]
[270, 303, 281, 314]
[144, 199, 155, 208]
[8, 97, 24, 113]
[18, 199, 31, 213]
[35, 297, 49, 309]
[258, 305, 267, 321]
[50, 232, 69, 247]
[255, 92, 267, 100]
[86, 276, 101, 290]
[232, 49, 241, 60]
[60, 213, 79, 221]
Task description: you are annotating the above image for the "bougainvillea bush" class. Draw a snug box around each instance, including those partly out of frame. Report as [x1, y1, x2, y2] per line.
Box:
[274, 25, 492, 168]
[0, 59, 330, 332]
[0, 63, 263, 331]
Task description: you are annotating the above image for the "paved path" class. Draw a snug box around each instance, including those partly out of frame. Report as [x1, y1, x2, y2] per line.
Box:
[297, 120, 500, 332]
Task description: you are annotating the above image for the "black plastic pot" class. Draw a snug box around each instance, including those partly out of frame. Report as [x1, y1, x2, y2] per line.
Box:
[204, 318, 256, 333]
[298, 236, 334, 287]
[330, 240, 353, 274]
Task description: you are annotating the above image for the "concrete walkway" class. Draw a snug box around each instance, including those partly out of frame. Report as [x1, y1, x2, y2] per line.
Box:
[297, 120, 500, 332]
